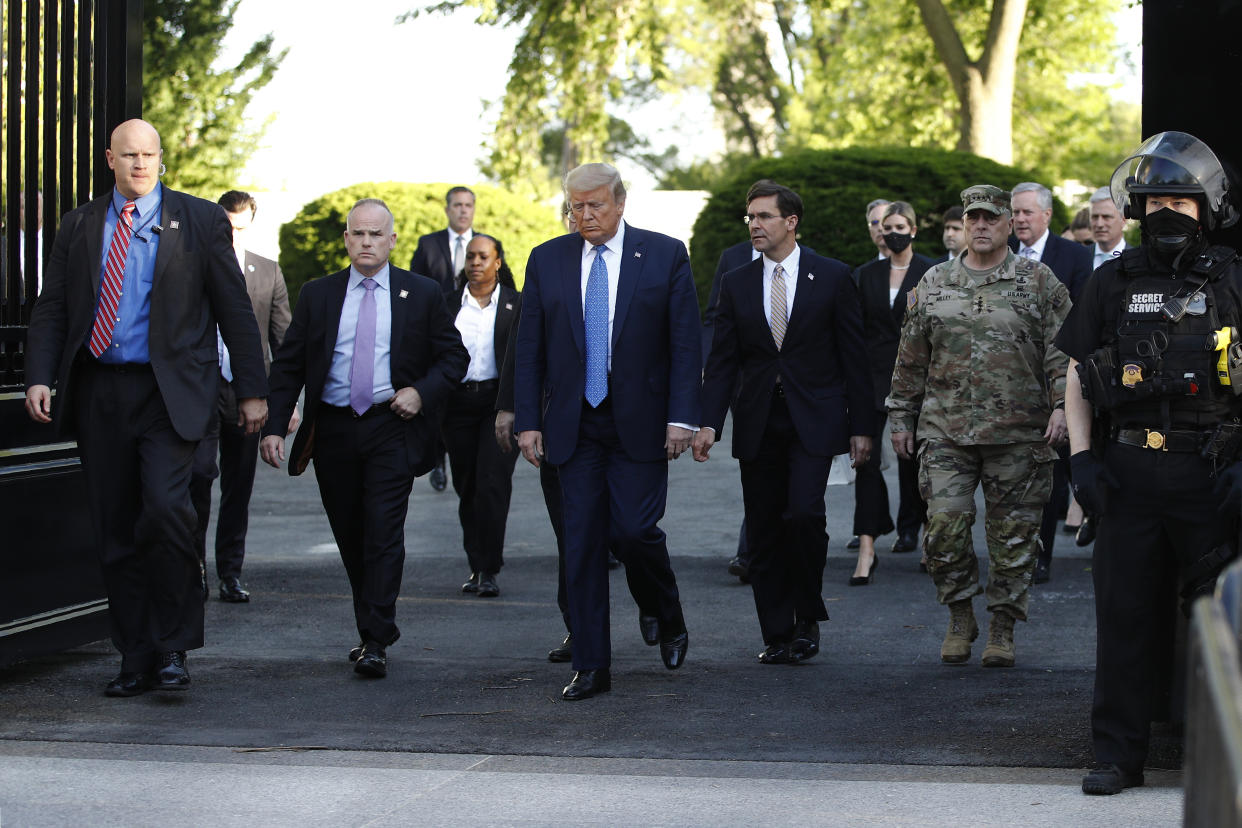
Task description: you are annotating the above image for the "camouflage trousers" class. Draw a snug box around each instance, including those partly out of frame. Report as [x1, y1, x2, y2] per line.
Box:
[917, 439, 1056, 620]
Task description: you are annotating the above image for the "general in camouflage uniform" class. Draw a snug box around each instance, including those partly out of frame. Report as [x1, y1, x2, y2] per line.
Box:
[887, 184, 1072, 668]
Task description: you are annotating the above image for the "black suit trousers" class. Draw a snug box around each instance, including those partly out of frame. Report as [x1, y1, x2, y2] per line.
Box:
[441, 382, 519, 575]
[557, 399, 685, 671]
[74, 362, 204, 672]
[190, 377, 261, 581]
[538, 462, 571, 631]
[312, 405, 415, 646]
[739, 392, 832, 645]
[852, 409, 897, 538]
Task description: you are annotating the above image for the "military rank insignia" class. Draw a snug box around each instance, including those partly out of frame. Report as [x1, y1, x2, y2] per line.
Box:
[906, 287, 918, 310]
[1122, 363, 1144, 387]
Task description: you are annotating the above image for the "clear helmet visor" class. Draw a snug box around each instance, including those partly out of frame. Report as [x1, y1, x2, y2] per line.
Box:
[1109, 131, 1233, 226]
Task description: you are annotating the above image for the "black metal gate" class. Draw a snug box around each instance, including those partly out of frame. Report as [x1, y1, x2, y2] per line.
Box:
[1, 0, 142, 667]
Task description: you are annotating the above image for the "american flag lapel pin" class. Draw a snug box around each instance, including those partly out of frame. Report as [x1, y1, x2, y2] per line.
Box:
[807, 272, 815, 280]
[169, 220, 180, 230]
[635, 251, 642, 258]
[505, 302, 514, 310]
[399, 289, 409, 299]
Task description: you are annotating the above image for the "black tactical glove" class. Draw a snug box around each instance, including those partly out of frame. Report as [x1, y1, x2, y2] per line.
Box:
[1212, 461, 1242, 514]
[1069, 450, 1119, 516]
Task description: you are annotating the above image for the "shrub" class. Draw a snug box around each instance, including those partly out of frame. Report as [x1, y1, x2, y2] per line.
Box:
[689, 147, 1071, 308]
[278, 182, 565, 304]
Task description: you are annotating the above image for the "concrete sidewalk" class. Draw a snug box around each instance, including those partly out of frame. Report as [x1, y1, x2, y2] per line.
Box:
[0, 741, 1181, 827]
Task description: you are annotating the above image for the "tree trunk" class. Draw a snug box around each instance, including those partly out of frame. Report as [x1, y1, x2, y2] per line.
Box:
[915, 0, 1027, 165]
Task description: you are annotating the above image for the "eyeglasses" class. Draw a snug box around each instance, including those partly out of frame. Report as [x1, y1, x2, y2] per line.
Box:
[743, 212, 784, 225]
[869, 219, 882, 226]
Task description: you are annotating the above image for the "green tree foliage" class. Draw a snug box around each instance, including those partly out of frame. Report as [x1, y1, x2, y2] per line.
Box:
[404, 0, 674, 196]
[424, 0, 1138, 192]
[278, 182, 566, 304]
[143, 0, 286, 199]
[690, 147, 1068, 308]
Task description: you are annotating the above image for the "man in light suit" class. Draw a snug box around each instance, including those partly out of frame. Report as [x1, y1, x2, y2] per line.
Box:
[515, 162, 701, 701]
[25, 119, 269, 697]
[410, 186, 476, 492]
[190, 190, 297, 603]
[694, 180, 873, 663]
[260, 199, 468, 679]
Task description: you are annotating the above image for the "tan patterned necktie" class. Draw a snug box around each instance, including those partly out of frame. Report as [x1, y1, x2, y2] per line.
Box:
[770, 264, 787, 350]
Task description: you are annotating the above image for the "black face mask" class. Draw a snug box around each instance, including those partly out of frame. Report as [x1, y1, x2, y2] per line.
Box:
[883, 232, 913, 254]
[1144, 207, 1200, 255]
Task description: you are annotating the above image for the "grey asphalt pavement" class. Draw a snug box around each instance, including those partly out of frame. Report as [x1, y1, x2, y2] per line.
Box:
[0, 434, 1184, 825]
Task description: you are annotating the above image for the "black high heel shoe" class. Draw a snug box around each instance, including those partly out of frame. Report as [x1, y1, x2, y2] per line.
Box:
[849, 554, 879, 586]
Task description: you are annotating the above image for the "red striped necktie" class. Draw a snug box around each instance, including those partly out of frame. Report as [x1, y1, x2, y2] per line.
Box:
[88, 200, 137, 357]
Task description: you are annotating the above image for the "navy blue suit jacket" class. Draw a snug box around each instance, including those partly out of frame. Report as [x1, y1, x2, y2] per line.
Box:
[263, 265, 469, 476]
[701, 246, 873, 461]
[1009, 233, 1092, 301]
[514, 224, 702, 466]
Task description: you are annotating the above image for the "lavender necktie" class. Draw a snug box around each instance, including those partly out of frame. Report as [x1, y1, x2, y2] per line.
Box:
[349, 278, 378, 415]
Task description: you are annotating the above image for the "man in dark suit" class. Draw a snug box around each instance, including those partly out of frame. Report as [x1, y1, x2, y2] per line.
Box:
[260, 198, 468, 679]
[694, 180, 873, 664]
[1009, 181, 1092, 583]
[24, 119, 269, 697]
[515, 162, 701, 701]
[410, 186, 476, 493]
[190, 190, 296, 603]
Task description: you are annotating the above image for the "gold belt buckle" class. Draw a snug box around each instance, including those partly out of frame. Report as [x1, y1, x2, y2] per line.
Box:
[1145, 429, 1167, 451]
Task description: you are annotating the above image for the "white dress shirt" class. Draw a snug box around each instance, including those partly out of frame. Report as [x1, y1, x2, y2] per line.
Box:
[1018, 228, 1050, 261]
[762, 246, 801, 324]
[455, 283, 499, 382]
[579, 222, 626, 372]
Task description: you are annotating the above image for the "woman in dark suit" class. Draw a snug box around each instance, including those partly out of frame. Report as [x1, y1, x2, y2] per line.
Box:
[849, 201, 933, 585]
[442, 234, 521, 598]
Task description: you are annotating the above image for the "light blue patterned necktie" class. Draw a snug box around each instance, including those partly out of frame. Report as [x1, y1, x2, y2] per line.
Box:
[584, 245, 609, 407]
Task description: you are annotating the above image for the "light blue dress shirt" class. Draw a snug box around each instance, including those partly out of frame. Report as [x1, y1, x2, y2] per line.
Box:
[321, 265, 394, 407]
[96, 185, 163, 364]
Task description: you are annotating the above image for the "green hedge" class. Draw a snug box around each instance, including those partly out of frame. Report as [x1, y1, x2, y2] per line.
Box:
[278, 182, 565, 304]
[689, 147, 1071, 309]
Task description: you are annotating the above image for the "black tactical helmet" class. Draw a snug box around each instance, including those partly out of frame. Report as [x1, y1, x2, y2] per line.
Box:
[1110, 131, 1238, 230]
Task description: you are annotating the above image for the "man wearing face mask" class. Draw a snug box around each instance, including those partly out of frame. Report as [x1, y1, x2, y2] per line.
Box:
[1057, 132, 1242, 796]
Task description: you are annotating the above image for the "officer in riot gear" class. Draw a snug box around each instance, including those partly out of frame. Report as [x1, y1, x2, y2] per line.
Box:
[1057, 131, 1242, 796]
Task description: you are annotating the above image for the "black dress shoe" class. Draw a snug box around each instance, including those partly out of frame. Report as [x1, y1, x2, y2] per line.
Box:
[105, 671, 155, 698]
[1081, 763, 1144, 795]
[791, 620, 820, 662]
[846, 535, 861, 550]
[758, 642, 795, 664]
[477, 572, 499, 598]
[354, 642, 387, 678]
[461, 572, 479, 593]
[155, 651, 190, 691]
[891, 533, 919, 554]
[218, 576, 250, 603]
[548, 633, 573, 663]
[727, 556, 750, 579]
[429, 461, 448, 492]
[562, 668, 611, 700]
[660, 632, 688, 669]
[348, 641, 365, 662]
[638, 613, 660, 646]
[1033, 558, 1051, 584]
[848, 554, 878, 586]
[1076, 515, 1097, 547]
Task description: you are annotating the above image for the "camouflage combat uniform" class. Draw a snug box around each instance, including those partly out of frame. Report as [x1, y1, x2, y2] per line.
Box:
[887, 250, 1071, 619]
